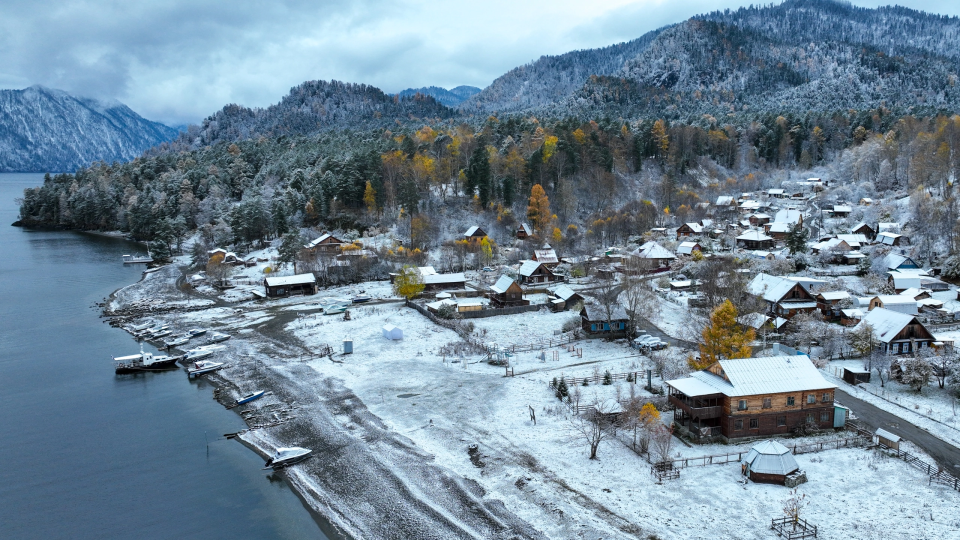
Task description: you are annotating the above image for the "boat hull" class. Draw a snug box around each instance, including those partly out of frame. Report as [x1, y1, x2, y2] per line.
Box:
[115, 357, 180, 374]
[236, 391, 265, 405]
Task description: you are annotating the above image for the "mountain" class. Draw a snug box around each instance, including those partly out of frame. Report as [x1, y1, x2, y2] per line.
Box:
[460, 29, 665, 114]
[0, 86, 179, 172]
[184, 80, 456, 148]
[394, 85, 481, 107]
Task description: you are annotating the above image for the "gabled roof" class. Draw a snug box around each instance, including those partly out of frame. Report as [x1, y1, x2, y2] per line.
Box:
[551, 284, 580, 301]
[768, 189, 785, 195]
[582, 304, 629, 322]
[832, 205, 852, 213]
[633, 241, 676, 260]
[882, 253, 917, 270]
[490, 275, 519, 294]
[304, 233, 344, 249]
[464, 226, 486, 237]
[851, 222, 874, 233]
[737, 230, 773, 242]
[857, 307, 923, 343]
[264, 274, 316, 287]
[716, 196, 736, 206]
[680, 222, 704, 233]
[837, 234, 868, 246]
[878, 232, 902, 245]
[774, 209, 801, 224]
[533, 249, 559, 264]
[748, 273, 800, 302]
[519, 259, 551, 277]
[677, 241, 701, 255]
[768, 222, 792, 233]
[818, 291, 850, 301]
[667, 355, 834, 397]
[518, 223, 532, 235]
[422, 272, 465, 285]
[812, 238, 849, 251]
[740, 200, 761, 210]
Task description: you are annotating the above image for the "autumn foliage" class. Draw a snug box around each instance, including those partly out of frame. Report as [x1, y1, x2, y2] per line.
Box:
[690, 300, 754, 370]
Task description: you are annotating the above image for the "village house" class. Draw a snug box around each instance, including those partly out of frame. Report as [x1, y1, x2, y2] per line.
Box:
[748, 213, 772, 226]
[304, 233, 346, 255]
[666, 355, 837, 442]
[488, 276, 528, 308]
[630, 241, 676, 270]
[748, 273, 818, 318]
[859, 197, 874, 206]
[739, 200, 762, 212]
[548, 284, 583, 312]
[463, 226, 488, 241]
[773, 209, 802, 227]
[716, 195, 737, 209]
[517, 260, 561, 285]
[516, 223, 532, 240]
[836, 234, 869, 249]
[676, 222, 704, 239]
[815, 291, 851, 320]
[767, 188, 787, 199]
[868, 295, 919, 315]
[831, 204, 852, 218]
[765, 222, 793, 242]
[855, 308, 936, 354]
[532, 247, 559, 267]
[811, 237, 852, 256]
[878, 232, 903, 246]
[398, 266, 467, 293]
[263, 274, 318, 298]
[677, 241, 702, 256]
[882, 253, 920, 271]
[888, 271, 924, 292]
[580, 305, 629, 337]
[737, 230, 775, 250]
[851, 222, 876, 240]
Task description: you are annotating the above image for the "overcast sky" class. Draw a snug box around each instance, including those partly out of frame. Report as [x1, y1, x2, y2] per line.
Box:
[1, 0, 957, 126]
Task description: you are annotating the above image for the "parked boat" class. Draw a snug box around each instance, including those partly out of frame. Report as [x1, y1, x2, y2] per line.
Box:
[322, 304, 347, 315]
[125, 321, 153, 332]
[187, 360, 225, 378]
[352, 295, 371, 304]
[187, 328, 207, 337]
[149, 329, 172, 339]
[207, 332, 230, 344]
[163, 335, 190, 348]
[262, 447, 312, 470]
[184, 345, 225, 360]
[136, 325, 168, 338]
[122, 253, 153, 264]
[236, 390, 265, 405]
[114, 345, 179, 374]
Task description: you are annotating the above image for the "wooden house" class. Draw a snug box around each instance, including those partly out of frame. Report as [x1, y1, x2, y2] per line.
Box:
[263, 274, 317, 298]
[851, 222, 876, 240]
[304, 233, 346, 255]
[532, 247, 559, 268]
[831, 205, 852, 218]
[868, 295, 918, 315]
[842, 368, 871, 385]
[716, 196, 738, 209]
[666, 355, 837, 442]
[878, 232, 903, 246]
[676, 242, 702, 256]
[488, 276, 529, 308]
[518, 260, 560, 285]
[882, 253, 920, 271]
[630, 241, 676, 270]
[421, 272, 467, 292]
[855, 308, 936, 354]
[580, 305, 629, 337]
[748, 213, 772, 226]
[548, 284, 583, 312]
[815, 291, 851, 320]
[737, 230, 775, 250]
[767, 189, 787, 199]
[676, 222, 704, 239]
[516, 223, 532, 240]
[464, 226, 488, 241]
[748, 273, 818, 319]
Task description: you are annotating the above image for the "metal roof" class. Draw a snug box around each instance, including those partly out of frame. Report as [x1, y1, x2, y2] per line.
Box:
[533, 249, 559, 264]
[264, 274, 316, 287]
[422, 272, 465, 285]
[464, 226, 483, 236]
[856, 308, 918, 344]
[737, 230, 773, 241]
[551, 284, 579, 301]
[518, 260, 546, 276]
[490, 275, 517, 294]
[742, 440, 799, 476]
[818, 291, 850, 301]
[665, 377, 724, 397]
[748, 273, 798, 302]
[582, 304, 628, 322]
[674, 355, 835, 397]
[632, 241, 676, 260]
[774, 209, 802, 224]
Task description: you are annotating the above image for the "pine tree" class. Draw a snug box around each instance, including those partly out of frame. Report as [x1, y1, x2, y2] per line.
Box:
[466, 142, 492, 207]
[691, 300, 754, 370]
[786, 223, 808, 255]
[277, 231, 305, 270]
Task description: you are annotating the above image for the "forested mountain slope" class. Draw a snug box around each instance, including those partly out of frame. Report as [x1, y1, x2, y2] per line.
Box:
[395, 86, 481, 107]
[0, 86, 179, 172]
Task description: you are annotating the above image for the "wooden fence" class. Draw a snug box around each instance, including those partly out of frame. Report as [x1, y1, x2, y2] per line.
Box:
[549, 370, 644, 388]
[770, 517, 818, 539]
[886, 446, 960, 492]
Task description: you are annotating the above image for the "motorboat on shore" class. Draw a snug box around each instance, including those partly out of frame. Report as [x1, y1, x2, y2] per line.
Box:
[184, 345, 225, 361]
[122, 253, 153, 264]
[149, 329, 172, 339]
[187, 328, 207, 337]
[322, 304, 347, 315]
[207, 332, 230, 344]
[124, 321, 153, 333]
[135, 325, 168, 339]
[163, 335, 190, 348]
[187, 360, 225, 378]
[262, 447, 312, 470]
[113, 345, 180, 374]
[352, 295, 371, 304]
[236, 390, 265, 405]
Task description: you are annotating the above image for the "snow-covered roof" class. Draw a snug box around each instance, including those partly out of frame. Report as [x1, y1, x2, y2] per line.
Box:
[582, 304, 628, 321]
[774, 209, 801, 224]
[740, 200, 761, 210]
[418, 266, 438, 276]
[677, 241, 700, 255]
[533, 249, 559, 264]
[882, 253, 916, 270]
[551, 284, 579, 301]
[819, 291, 850, 301]
[874, 294, 915, 306]
[851, 222, 874, 232]
[768, 222, 792, 233]
[464, 226, 486, 237]
[633, 241, 676, 260]
[833, 205, 852, 213]
[784, 276, 829, 293]
[681, 222, 704, 233]
[518, 223, 532, 235]
[768, 189, 785, 195]
[669, 355, 834, 397]
[666, 377, 722, 397]
[856, 308, 919, 344]
[750, 213, 772, 219]
[813, 238, 848, 251]
[490, 275, 517, 294]
[422, 272, 465, 285]
[737, 230, 773, 242]
[743, 440, 799, 476]
[875, 428, 900, 443]
[264, 274, 316, 287]
[878, 232, 902, 245]
[738, 312, 770, 329]
[716, 196, 736, 206]
[518, 260, 547, 277]
[837, 234, 868, 246]
[841, 308, 863, 318]
[748, 273, 797, 302]
[890, 274, 922, 290]
[304, 233, 343, 249]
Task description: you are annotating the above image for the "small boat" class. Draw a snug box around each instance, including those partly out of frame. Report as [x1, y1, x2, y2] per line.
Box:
[185, 345, 225, 360]
[150, 329, 172, 339]
[122, 253, 154, 264]
[352, 295, 371, 304]
[262, 447, 312, 470]
[114, 345, 179, 374]
[322, 304, 347, 315]
[187, 328, 207, 337]
[187, 360, 225, 378]
[163, 335, 190, 348]
[136, 325, 168, 338]
[207, 332, 231, 344]
[236, 390, 265, 405]
[125, 321, 153, 332]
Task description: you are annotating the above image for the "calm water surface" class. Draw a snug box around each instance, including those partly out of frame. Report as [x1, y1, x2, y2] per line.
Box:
[0, 173, 326, 539]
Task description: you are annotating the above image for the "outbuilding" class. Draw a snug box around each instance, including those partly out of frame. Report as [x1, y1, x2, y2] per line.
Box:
[382, 324, 404, 340]
[741, 440, 802, 485]
[263, 274, 318, 297]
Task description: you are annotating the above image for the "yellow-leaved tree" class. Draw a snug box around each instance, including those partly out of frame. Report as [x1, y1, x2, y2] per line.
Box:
[363, 181, 377, 215]
[392, 265, 424, 300]
[527, 184, 552, 236]
[690, 300, 754, 370]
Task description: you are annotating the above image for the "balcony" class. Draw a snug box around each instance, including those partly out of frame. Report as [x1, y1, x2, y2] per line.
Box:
[669, 395, 722, 419]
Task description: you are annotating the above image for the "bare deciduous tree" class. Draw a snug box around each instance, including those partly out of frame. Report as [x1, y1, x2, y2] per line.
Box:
[569, 397, 616, 460]
[650, 424, 675, 464]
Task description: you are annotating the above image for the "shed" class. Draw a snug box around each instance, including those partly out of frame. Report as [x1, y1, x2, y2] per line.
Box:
[833, 404, 849, 428]
[842, 367, 871, 385]
[382, 324, 403, 340]
[875, 428, 901, 450]
[741, 440, 800, 485]
[263, 274, 318, 297]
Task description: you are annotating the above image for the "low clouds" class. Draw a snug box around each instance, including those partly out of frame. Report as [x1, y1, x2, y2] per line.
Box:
[1, 0, 958, 126]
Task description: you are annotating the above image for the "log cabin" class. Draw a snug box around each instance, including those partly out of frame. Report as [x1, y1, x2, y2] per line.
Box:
[518, 260, 561, 285]
[666, 355, 837, 442]
[304, 233, 346, 255]
[580, 305, 629, 337]
[855, 307, 936, 354]
[747, 273, 818, 318]
[488, 276, 529, 308]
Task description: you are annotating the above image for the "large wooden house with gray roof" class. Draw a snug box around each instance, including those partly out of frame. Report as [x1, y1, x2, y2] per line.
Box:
[747, 273, 818, 319]
[488, 276, 528, 308]
[666, 355, 837, 442]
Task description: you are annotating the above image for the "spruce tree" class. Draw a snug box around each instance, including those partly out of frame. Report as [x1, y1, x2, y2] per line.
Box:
[603, 370, 613, 385]
[556, 378, 569, 400]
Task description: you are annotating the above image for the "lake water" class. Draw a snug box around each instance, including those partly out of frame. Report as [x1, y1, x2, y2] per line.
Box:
[0, 173, 326, 539]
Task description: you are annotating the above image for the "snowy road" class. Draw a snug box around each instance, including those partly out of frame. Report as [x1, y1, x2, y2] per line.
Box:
[837, 389, 960, 472]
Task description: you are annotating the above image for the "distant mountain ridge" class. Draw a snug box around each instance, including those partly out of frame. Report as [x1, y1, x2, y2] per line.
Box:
[394, 85, 480, 107]
[0, 86, 179, 172]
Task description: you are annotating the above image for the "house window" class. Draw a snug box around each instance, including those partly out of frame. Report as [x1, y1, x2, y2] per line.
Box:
[734, 419, 743, 430]
[822, 393, 832, 402]
[807, 394, 816, 404]
[749, 418, 759, 429]
[590, 324, 596, 332]
[762, 398, 772, 409]
[820, 411, 830, 422]
[806, 413, 815, 424]
[787, 396, 795, 406]
[738, 400, 748, 411]
[777, 416, 786, 427]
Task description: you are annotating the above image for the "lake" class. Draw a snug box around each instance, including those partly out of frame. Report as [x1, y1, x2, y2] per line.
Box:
[0, 173, 327, 539]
